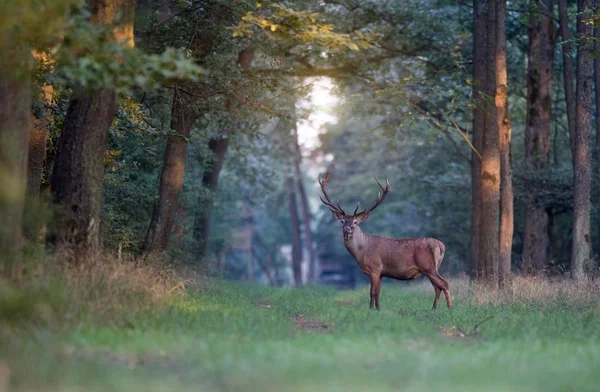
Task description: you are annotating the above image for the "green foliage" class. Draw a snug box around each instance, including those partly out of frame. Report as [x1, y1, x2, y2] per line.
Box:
[232, 3, 378, 51]
[52, 10, 204, 93]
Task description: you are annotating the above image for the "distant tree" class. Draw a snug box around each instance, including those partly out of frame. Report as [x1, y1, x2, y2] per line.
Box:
[522, 0, 555, 274]
[572, 0, 594, 279]
[471, 0, 486, 278]
[0, 47, 31, 252]
[558, 0, 576, 159]
[293, 123, 317, 283]
[287, 176, 303, 287]
[497, 0, 513, 286]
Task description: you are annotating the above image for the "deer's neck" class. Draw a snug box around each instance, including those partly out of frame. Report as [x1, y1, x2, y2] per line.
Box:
[344, 226, 369, 261]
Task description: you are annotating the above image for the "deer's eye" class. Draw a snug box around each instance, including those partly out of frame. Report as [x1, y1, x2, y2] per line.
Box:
[340, 220, 345, 224]
[353, 220, 358, 225]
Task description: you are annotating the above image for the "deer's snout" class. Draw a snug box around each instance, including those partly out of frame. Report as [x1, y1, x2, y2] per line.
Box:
[343, 226, 353, 233]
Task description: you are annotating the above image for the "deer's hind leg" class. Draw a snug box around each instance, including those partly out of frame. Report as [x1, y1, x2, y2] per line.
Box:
[425, 271, 452, 309]
[432, 286, 441, 310]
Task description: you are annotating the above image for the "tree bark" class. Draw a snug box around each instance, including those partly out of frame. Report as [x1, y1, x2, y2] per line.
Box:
[0, 49, 31, 252]
[48, 0, 133, 259]
[293, 126, 316, 283]
[496, 0, 513, 286]
[478, 0, 500, 284]
[49, 87, 117, 257]
[558, 0, 577, 160]
[143, 89, 197, 253]
[471, 0, 487, 279]
[594, 0, 600, 260]
[572, 0, 594, 280]
[522, 0, 555, 274]
[287, 176, 303, 287]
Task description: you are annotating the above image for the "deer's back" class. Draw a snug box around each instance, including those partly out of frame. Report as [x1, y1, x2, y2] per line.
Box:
[367, 235, 445, 278]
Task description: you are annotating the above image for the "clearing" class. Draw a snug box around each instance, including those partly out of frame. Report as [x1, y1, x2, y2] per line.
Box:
[5, 280, 600, 392]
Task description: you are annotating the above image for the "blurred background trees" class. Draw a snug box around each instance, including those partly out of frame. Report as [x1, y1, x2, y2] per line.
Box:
[2, 0, 600, 287]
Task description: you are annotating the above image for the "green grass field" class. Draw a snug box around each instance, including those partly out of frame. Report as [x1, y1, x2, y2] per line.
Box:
[5, 279, 600, 392]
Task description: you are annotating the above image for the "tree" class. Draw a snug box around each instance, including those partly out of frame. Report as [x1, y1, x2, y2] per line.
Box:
[143, 87, 198, 253]
[287, 176, 303, 287]
[0, 48, 31, 252]
[49, 0, 134, 258]
[293, 123, 317, 283]
[572, 0, 594, 279]
[471, 0, 487, 278]
[193, 48, 256, 262]
[522, 0, 555, 274]
[478, 0, 500, 283]
[496, 0, 513, 285]
[558, 0, 576, 159]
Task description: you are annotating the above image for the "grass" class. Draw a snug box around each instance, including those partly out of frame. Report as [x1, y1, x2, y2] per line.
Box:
[2, 262, 600, 392]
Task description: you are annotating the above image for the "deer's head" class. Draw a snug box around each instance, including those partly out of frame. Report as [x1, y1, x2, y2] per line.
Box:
[318, 173, 390, 241]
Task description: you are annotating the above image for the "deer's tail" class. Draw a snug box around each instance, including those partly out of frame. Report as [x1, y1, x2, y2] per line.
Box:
[433, 242, 445, 271]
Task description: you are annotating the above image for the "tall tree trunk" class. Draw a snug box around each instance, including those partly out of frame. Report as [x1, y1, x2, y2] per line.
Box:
[558, 0, 577, 159]
[478, 0, 500, 284]
[496, 0, 513, 286]
[193, 48, 255, 262]
[244, 204, 254, 282]
[293, 126, 316, 283]
[522, 0, 555, 274]
[572, 0, 594, 280]
[471, 0, 487, 279]
[143, 89, 197, 253]
[594, 0, 600, 258]
[193, 136, 229, 261]
[49, 0, 133, 259]
[50, 87, 116, 257]
[0, 49, 31, 253]
[287, 176, 303, 287]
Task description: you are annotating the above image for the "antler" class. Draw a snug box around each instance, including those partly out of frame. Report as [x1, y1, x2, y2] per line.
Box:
[318, 173, 346, 215]
[355, 176, 391, 217]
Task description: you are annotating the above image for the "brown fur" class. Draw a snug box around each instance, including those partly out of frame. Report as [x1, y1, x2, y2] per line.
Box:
[342, 226, 452, 310]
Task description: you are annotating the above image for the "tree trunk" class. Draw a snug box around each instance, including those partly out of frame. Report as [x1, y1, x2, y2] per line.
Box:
[287, 176, 303, 287]
[522, 0, 555, 274]
[245, 205, 254, 282]
[471, 0, 487, 279]
[193, 136, 229, 261]
[558, 0, 577, 160]
[48, 0, 133, 259]
[478, 0, 500, 284]
[572, 0, 594, 280]
[293, 126, 316, 283]
[496, 0, 513, 286]
[0, 49, 31, 253]
[143, 89, 197, 253]
[594, 0, 600, 259]
[49, 87, 116, 257]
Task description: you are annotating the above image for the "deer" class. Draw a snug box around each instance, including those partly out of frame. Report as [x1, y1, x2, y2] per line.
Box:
[318, 173, 452, 311]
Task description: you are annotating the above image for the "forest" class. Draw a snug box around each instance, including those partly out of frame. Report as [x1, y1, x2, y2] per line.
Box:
[1, 0, 600, 391]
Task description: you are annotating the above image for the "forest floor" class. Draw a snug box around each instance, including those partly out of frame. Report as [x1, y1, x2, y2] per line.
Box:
[4, 276, 600, 392]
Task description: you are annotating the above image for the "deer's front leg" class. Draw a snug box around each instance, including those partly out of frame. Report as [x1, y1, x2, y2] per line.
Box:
[369, 275, 381, 310]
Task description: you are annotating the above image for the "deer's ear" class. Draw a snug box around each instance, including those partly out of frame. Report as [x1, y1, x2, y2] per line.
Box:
[332, 211, 345, 221]
[355, 213, 369, 223]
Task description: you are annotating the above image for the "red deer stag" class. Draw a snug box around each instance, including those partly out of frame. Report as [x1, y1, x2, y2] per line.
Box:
[318, 173, 452, 310]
